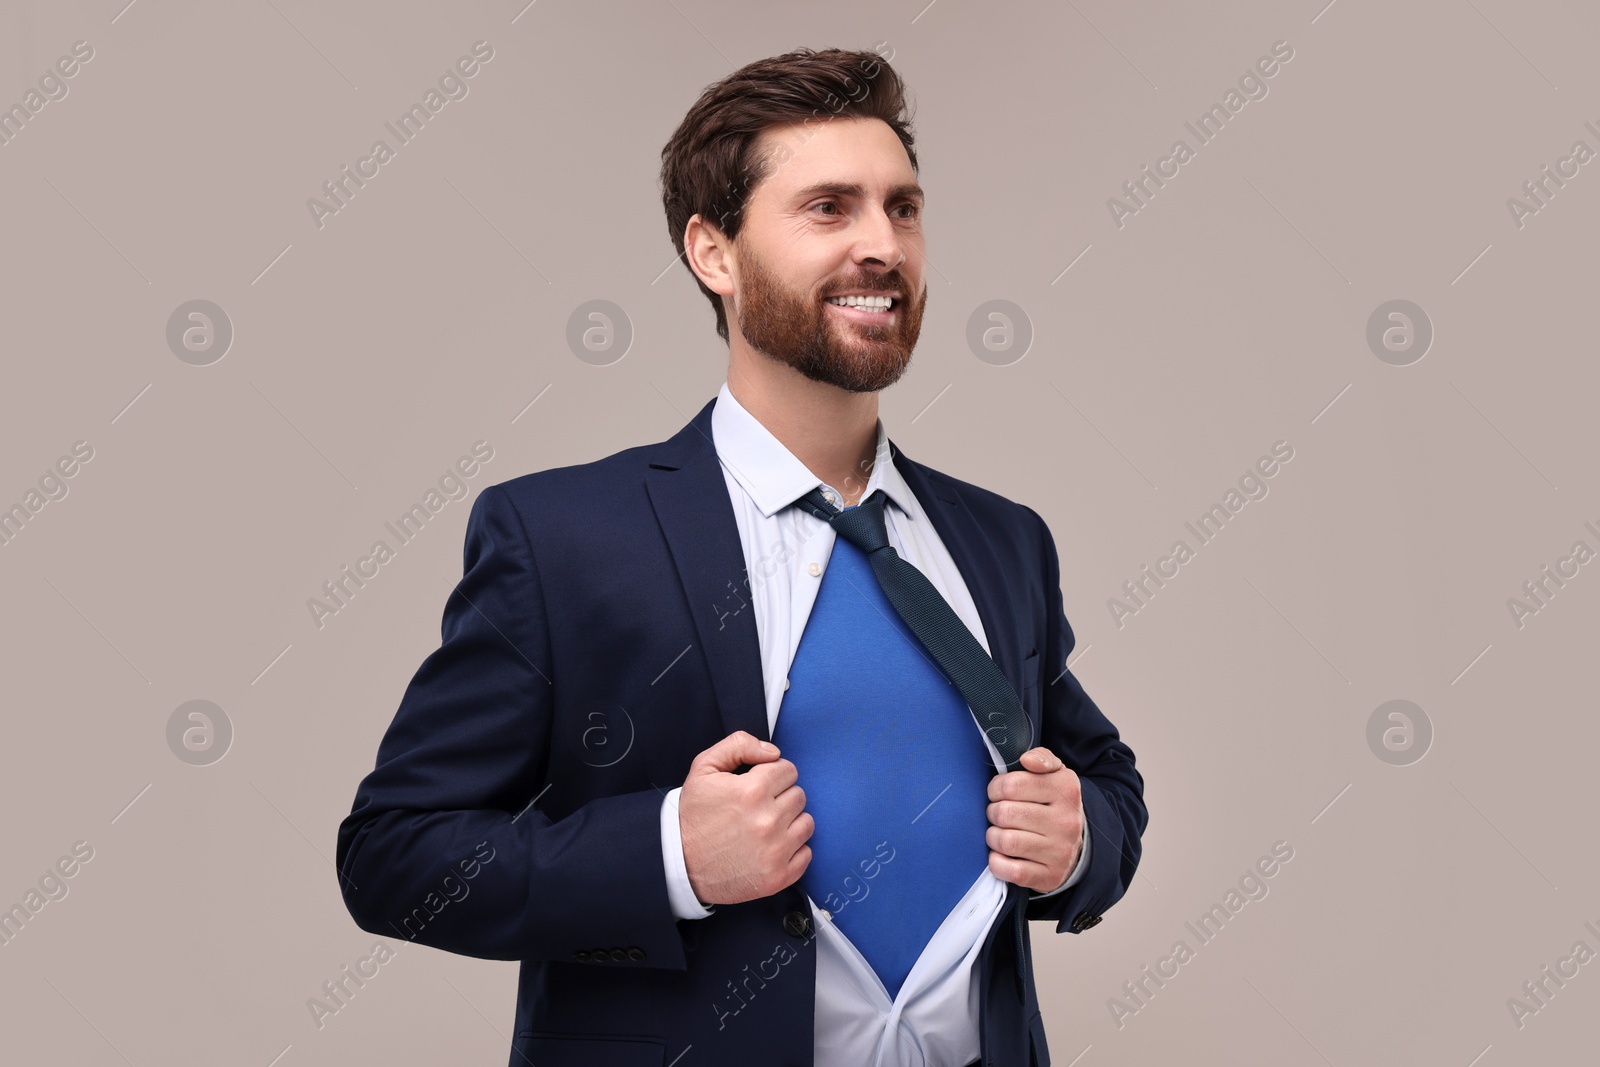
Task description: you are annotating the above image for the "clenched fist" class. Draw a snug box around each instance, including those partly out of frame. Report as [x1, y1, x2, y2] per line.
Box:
[986, 746, 1085, 894]
[679, 731, 814, 906]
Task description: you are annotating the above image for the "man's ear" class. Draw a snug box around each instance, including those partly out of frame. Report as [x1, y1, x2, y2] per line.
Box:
[684, 214, 736, 298]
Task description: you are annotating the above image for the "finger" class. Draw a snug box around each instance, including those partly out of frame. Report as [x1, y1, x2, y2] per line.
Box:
[986, 823, 1051, 864]
[696, 730, 781, 775]
[989, 767, 1080, 805]
[987, 849, 1055, 891]
[748, 756, 800, 796]
[1034, 767, 1082, 807]
[985, 797, 1056, 834]
[794, 811, 816, 847]
[775, 781, 808, 819]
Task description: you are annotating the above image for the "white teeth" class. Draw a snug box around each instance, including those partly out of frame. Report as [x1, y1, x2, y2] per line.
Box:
[826, 295, 894, 310]
[832, 294, 896, 310]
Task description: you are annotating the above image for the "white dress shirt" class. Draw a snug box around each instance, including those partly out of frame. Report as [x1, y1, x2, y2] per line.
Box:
[659, 382, 1089, 1067]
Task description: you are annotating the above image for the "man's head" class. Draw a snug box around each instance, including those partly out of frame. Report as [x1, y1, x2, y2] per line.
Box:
[660, 48, 928, 394]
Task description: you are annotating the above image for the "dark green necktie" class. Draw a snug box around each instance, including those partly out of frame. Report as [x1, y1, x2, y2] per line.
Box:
[794, 486, 1031, 770]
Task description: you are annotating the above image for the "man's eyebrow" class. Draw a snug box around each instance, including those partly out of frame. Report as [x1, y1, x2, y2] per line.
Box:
[792, 181, 925, 204]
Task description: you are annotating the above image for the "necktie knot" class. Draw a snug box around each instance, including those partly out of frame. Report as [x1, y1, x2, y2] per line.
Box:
[796, 486, 890, 554]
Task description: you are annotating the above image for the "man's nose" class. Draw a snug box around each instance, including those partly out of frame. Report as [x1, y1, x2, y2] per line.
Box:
[852, 209, 908, 272]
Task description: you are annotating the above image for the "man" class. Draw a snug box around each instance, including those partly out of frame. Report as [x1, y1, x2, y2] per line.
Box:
[337, 47, 1146, 1067]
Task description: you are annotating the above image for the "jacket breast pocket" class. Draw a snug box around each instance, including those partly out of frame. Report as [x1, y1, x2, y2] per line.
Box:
[1021, 646, 1040, 690]
[513, 1032, 665, 1066]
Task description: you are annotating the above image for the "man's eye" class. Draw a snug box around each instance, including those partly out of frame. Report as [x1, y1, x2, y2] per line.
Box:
[811, 202, 918, 218]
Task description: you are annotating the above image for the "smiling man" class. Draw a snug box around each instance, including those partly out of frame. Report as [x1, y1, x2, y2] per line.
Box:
[337, 47, 1146, 1067]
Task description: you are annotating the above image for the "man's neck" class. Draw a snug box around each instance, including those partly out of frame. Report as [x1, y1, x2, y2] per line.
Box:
[727, 348, 880, 505]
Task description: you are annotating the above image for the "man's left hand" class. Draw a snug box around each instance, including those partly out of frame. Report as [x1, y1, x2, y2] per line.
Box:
[985, 747, 1084, 894]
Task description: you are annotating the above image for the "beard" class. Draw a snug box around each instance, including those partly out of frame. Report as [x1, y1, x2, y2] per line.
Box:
[732, 244, 926, 394]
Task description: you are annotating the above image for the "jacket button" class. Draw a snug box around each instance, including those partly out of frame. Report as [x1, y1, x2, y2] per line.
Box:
[783, 909, 813, 938]
[573, 951, 591, 962]
[1071, 912, 1102, 931]
[609, 947, 628, 961]
[627, 946, 646, 961]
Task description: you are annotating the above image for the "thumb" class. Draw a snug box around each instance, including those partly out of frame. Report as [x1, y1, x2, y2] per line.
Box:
[1021, 747, 1061, 772]
[692, 729, 779, 775]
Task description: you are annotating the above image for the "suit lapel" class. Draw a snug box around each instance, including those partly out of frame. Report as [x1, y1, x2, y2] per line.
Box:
[643, 397, 772, 744]
[890, 438, 1037, 751]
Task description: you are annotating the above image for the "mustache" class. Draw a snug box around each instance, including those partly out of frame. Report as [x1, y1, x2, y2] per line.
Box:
[825, 275, 915, 295]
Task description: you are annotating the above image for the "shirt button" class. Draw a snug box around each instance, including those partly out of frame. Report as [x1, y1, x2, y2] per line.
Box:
[807, 562, 821, 577]
[784, 678, 790, 690]
[824, 491, 838, 507]
[819, 908, 831, 921]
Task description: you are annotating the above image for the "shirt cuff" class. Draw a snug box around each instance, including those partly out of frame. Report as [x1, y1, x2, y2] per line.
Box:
[660, 786, 716, 920]
[1031, 818, 1091, 898]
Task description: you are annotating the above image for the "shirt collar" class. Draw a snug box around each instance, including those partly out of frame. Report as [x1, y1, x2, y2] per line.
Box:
[711, 380, 918, 522]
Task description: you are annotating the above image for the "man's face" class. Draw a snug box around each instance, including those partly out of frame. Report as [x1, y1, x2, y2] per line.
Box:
[727, 117, 928, 394]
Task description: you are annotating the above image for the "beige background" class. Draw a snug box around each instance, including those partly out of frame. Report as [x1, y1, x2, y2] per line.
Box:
[2, 0, 1597, 1064]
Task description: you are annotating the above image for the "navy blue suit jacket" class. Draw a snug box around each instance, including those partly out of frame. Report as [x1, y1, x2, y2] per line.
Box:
[336, 395, 1147, 1067]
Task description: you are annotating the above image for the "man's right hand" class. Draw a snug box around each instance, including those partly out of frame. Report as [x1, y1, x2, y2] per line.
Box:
[679, 730, 813, 907]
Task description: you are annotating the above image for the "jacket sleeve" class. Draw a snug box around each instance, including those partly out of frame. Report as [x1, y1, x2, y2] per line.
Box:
[1019, 506, 1148, 932]
[334, 483, 689, 969]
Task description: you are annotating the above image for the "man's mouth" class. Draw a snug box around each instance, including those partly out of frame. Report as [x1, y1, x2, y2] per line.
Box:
[824, 294, 896, 321]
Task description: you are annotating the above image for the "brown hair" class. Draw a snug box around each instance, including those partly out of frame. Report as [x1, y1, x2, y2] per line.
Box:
[659, 47, 918, 343]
